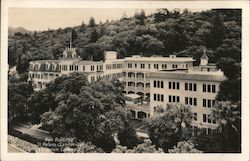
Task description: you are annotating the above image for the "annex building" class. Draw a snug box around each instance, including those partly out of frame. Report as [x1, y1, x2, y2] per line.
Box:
[28, 47, 226, 133]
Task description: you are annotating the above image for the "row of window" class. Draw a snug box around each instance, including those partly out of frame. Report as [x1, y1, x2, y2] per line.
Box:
[203, 99, 216, 108]
[203, 84, 216, 93]
[169, 95, 180, 103]
[185, 83, 197, 91]
[127, 63, 186, 69]
[69, 65, 79, 71]
[106, 64, 122, 70]
[46, 64, 57, 70]
[30, 73, 59, 79]
[185, 97, 197, 106]
[152, 81, 217, 93]
[153, 81, 164, 88]
[203, 114, 216, 124]
[153, 94, 164, 102]
[169, 82, 180, 90]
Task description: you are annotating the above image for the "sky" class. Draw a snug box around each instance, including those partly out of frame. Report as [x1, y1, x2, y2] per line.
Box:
[8, 8, 206, 31]
[8, 8, 158, 31]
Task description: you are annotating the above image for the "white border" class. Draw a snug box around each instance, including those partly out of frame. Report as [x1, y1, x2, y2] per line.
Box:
[1, 1, 249, 161]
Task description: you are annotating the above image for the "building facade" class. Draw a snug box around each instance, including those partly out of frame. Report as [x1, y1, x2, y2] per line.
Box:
[28, 48, 226, 132]
[148, 54, 226, 134]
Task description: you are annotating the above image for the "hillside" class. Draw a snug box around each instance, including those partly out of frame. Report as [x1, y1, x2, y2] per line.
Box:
[8, 9, 241, 74]
[8, 26, 33, 36]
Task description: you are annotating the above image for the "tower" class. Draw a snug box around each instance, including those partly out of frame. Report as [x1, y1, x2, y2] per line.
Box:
[200, 46, 209, 66]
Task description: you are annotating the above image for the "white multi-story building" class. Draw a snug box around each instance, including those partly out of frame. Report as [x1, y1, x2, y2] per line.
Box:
[28, 47, 226, 132]
[28, 48, 124, 89]
[148, 54, 226, 134]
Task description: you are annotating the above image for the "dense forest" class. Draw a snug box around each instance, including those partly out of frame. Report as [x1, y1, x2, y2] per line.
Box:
[8, 9, 241, 74]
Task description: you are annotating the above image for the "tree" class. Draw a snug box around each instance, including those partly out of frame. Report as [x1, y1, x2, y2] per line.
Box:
[207, 13, 225, 49]
[154, 9, 170, 23]
[80, 21, 86, 32]
[211, 101, 241, 152]
[146, 103, 193, 151]
[40, 75, 138, 152]
[89, 29, 99, 43]
[112, 139, 164, 153]
[168, 141, 202, 153]
[71, 28, 78, 45]
[217, 57, 240, 79]
[8, 76, 33, 123]
[135, 10, 147, 25]
[89, 17, 96, 27]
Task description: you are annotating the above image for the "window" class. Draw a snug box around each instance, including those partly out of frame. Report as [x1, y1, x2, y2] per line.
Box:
[169, 82, 171, 89]
[185, 97, 188, 105]
[203, 84, 206, 92]
[154, 94, 157, 101]
[194, 113, 197, 121]
[185, 83, 188, 90]
[91, 76, 95, 82]
[203, 99, 206, 107]
[83, 66, 85, 71]
[134, 63, 137, 68]
[75, 65, 78, 71]
[172, 64, 178, 69]
[173, 82, 176, 89]
[189, 98, 193, 105]
[212, 85, 216, 93]
[154, 81, 156, 88]
[162, 64, 167, 69]
[161, 95, 164, 102]
[203, 114, 207, 122]
[128, 63, 132, 68]
[161, 81, 164, 88]
[177, 82, 180, 90]
[194, 98, 197, 106]
[208, 100, 211, 108]
[194, 84, 197, 91]
[212, 100, 216, 106]
[141, 64, 145, 69]
[207, 84, 211, 92]
[148, 64, 151, 69]
[208, 115, 211, 123]
[169, 95, 172, 102]
[154, 64, 159, 69]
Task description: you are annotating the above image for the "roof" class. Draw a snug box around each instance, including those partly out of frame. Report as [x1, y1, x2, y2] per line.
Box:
[31, 60, 61, 63]
[124, 56, 194, 62]
[201, 53, 209, 60]
[125, 94, 141, 99]
[73, 60, 103, 65]
[148, 70, 226, 82]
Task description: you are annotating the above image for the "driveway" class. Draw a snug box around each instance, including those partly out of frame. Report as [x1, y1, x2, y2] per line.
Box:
[11, 123, 51, 140]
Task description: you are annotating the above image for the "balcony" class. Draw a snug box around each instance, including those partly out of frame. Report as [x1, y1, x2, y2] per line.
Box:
[126, 86, 135, 91]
